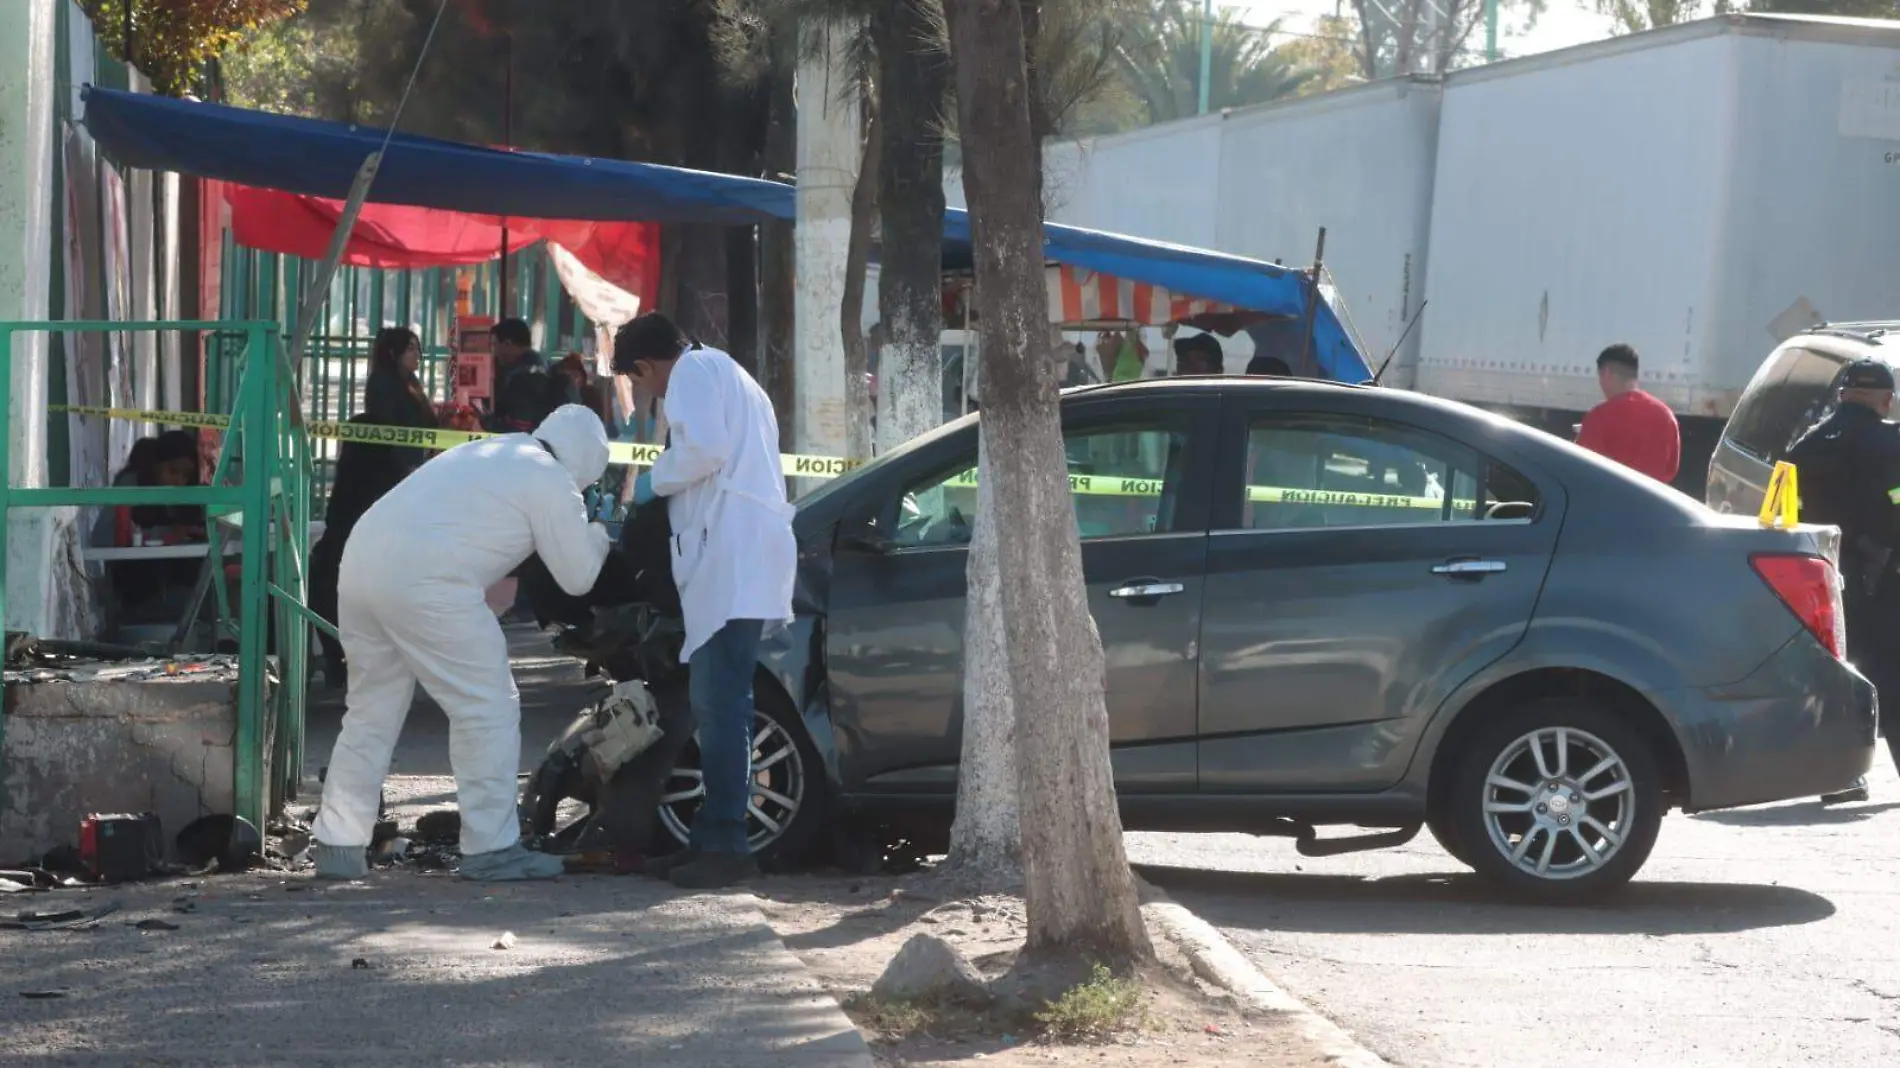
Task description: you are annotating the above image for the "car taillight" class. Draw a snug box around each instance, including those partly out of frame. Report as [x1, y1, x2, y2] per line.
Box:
[1751, 553, 1845, 660]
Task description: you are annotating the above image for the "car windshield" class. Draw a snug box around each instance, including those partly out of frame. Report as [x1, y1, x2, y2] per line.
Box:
[791, 410, 979, 507]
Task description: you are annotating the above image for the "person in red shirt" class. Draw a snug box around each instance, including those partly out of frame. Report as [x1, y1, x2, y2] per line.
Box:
[1576, 343, 1681, 484]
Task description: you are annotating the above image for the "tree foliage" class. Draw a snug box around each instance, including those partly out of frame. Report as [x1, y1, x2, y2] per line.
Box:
[1350, 0, 1544, 77]
[82, 0, 306, 96]
[1110, 3, 1314, 125]
[1273, 15, 1365, 95]
[1596, 0, 1711, 33]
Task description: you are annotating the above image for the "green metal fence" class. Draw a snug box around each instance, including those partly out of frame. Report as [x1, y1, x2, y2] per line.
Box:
[212, 239, 592, 506]
[0, 319, 317, 831]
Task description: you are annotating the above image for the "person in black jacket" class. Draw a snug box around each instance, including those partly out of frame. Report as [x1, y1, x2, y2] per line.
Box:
[363, 327, 438, 474]
[1787, 359, 1900, 803]
[308, 332, 438, 686]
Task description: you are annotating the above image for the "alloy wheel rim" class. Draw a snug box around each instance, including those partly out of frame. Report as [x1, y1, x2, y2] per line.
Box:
[659, 712, 806, 852]
[1481, 726, 1636, 881]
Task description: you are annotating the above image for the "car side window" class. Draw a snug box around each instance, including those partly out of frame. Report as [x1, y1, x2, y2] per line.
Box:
[889, 421, 1191, 550]
[1725, 347, 1846, 462]
[1237, 413, 1539, 531]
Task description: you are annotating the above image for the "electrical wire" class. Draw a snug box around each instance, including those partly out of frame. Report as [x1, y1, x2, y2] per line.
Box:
[377, 0, 454, 158]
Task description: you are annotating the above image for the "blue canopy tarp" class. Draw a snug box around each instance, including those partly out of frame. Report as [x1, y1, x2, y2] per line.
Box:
[81, 86, 795, 225]
[81, 85, 1370, 381]
[943, 211, 1370, 383]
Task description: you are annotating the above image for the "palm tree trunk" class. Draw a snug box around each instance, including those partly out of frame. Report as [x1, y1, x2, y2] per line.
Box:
[943, 0, 1152, 964]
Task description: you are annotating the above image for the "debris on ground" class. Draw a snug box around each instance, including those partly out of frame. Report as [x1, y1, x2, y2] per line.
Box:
[131, 918, 180, 931]
[3, 901, 122, 932]
[492, 931, 517, 950]
[414, 810, 461, 843]
[350, 957, 370, 970]
[175, 814, 262, 873]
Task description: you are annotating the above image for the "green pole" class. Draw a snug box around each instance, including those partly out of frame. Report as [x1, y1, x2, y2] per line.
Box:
[1197, 0, 1213, 115]
[1485, 0, 1499, 63]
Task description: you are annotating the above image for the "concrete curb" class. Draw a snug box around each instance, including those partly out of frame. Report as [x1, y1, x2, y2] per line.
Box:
[1142, 892, 1394, 1068]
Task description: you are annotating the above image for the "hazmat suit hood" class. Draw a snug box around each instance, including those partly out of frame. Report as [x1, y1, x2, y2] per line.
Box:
[533, 404, 611, 490]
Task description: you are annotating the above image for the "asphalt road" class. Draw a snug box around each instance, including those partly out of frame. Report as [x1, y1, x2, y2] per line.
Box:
[1128, 761, 1900, 1068]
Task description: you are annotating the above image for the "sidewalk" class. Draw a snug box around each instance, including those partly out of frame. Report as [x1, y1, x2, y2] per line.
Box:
[3, 628, 872, 1067]
[1, 871, 873, 1066]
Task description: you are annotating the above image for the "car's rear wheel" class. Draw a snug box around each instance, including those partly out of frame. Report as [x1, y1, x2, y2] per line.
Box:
[655, 693, 827, 870]
[1446, 698, 1663, 903]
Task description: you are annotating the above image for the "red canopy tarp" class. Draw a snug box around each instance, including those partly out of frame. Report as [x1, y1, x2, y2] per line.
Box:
[223, 182, 659, 307]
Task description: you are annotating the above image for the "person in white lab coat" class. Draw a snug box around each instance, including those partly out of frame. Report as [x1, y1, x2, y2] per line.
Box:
[311, 405, 612, 882]
[613, 313, 796, 889]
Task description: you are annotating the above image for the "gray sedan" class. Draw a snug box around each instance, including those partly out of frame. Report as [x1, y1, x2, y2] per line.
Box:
[651, 377, 1876, 902]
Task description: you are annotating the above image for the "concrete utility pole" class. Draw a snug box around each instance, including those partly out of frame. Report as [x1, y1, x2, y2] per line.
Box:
[793, 25, 859, 464]
[0, 0, 81, 639]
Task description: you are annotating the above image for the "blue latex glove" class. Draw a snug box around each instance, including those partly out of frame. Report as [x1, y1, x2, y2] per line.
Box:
[632, 469, 658, 506]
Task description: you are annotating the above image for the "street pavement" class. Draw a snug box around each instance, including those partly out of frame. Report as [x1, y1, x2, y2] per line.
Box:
[1128, 760, 1900, 1068]
[303, 628, 1900, 1066]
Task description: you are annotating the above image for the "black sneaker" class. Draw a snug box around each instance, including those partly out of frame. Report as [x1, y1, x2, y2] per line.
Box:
[1822, 779, 1870, 805]
[668, 851, 759, 890]
[639, 849, 700, 879]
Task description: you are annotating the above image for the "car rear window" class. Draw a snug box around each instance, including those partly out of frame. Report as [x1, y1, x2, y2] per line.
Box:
[1725, 347, 1847, 461]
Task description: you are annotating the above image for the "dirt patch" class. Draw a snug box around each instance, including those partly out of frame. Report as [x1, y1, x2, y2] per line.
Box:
[754, 873, 1340, 1068]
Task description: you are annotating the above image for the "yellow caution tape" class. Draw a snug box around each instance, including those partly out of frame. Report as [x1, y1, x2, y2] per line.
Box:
[54, 404, 1474, 511]
[50, 405, 863, 479]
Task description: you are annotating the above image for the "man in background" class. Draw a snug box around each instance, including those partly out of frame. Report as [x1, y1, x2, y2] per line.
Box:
[489, 318, 556, 433]
[1576, 343, 1680, 484]
[1172, 332, 1225, 376]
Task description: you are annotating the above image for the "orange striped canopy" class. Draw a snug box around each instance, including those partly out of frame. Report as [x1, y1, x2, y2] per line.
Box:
[1048, 264, 1241, 326]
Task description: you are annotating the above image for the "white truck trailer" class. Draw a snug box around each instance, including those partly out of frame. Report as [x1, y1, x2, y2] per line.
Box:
[1415, 14, 1900, 490]
[976, 14, 1900, 493]
[945, 76, 1445, 378]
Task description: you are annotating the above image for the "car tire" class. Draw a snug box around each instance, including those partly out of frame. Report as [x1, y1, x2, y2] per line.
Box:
[1425, 806, 1475, 869]
[653, 690, 828, 872]
[1446, 698, 1664, 904]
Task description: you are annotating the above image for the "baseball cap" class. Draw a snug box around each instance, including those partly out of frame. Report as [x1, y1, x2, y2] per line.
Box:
[1841, 359, 1896, 391]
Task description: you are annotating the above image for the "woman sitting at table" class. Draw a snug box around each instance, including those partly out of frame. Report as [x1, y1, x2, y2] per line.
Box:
[98, 430, 206, 618]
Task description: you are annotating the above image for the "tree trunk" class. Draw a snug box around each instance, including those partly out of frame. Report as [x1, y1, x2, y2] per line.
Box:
[872, 0, 950, 454]
[760, 49, 798, 450]
[841, 74, 879, 463]
[948, 445, 1022, 877]
[942, 0, 1152, 964]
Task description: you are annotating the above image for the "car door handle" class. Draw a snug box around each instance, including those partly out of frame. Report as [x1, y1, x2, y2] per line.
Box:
[1109, 581, 1185, 599]
[1432, 559, 1507, 576]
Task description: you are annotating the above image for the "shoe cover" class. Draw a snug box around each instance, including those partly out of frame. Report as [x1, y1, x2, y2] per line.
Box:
[457, 842, 565, 881]
[313, 842, 369, 880]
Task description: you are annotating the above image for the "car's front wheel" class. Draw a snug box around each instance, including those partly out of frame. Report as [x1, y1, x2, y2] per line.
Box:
[655, 694, 826, 870]
[1445, 698, 1664, 903]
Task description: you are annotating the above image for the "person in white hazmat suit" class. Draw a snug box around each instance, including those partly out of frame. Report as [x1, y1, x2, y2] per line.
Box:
[311, 405, 612, 881]
[613, 312, 796, 890]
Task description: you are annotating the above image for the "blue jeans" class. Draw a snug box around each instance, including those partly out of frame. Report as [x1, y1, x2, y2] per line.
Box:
[687, 619, 764, 854]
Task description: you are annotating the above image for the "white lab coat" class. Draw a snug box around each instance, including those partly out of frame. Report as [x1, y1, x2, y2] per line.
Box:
[649, 345, 796, 662]
[312, 405, 611, 857]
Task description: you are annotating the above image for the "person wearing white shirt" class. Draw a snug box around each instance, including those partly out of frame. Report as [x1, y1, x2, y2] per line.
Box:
[614, 313, 796, 889]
